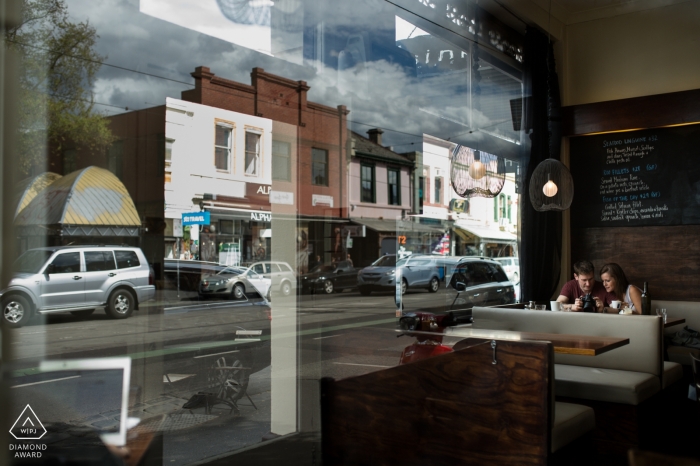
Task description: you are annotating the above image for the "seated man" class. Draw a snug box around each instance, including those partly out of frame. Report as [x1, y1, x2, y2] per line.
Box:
[556, 260, 610, 312]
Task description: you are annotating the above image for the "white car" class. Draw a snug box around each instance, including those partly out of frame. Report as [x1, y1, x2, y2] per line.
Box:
[493, 257, 520, 284]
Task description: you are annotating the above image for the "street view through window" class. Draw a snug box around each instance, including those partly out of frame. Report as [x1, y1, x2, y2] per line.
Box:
[1, 0, 523, 463]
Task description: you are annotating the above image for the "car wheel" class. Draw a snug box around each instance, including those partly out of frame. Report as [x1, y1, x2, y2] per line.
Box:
[401, 279, 408, 295]
[232, 283, 245, 300]
[359, 287, 371, 296]
[428, 277, 439, 293]
[106, 289, 135, 319]
[2, 295, 33, 328]
[70, 309, 95, 317]
[280, 281, 292, 296]
[323, 280, 334, 294]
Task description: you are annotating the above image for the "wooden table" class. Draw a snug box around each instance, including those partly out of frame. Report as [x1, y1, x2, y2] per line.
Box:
[444, 327, 630, 356]
[663, 316, 685, 328]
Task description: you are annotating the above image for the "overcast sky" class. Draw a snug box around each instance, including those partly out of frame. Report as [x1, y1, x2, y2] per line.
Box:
[64, 0, 521, 153]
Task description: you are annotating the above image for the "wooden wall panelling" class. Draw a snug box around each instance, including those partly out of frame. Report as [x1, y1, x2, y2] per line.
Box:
[562, 88, 700, 136]
[570, 226, 700, 301]
[321, 340, 553, 466]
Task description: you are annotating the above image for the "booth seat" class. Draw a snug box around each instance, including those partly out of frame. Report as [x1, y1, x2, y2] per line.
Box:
[471, 307, 665, 405]
[654, 299, 700, 366]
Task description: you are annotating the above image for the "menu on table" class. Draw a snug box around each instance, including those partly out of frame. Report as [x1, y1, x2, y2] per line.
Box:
[570, 124, 700, 228]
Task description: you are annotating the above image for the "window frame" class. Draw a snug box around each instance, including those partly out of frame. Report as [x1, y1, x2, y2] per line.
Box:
[214, 120, 235, 173]
[312, 147, 329, 186]
[387, 167, 401, 206]
[244, 126, 264, 177]
[360, 162, 376, 203]
[434, 176, 443, 205]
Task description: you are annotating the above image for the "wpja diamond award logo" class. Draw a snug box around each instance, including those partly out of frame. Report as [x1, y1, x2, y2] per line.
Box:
[9, 405, 48, 458]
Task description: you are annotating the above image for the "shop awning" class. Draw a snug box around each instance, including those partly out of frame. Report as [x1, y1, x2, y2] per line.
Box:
[15, 172, 63, 218]
[14, 166, 141, 236]
[350, 218, 445, 234]
[454, 222, 517, 243]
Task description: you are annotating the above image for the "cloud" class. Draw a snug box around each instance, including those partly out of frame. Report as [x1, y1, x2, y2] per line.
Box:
[64, 0, 520, 152]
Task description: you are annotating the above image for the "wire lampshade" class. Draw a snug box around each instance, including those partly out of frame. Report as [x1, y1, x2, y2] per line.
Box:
[451, 145, 506, 199]
[529, 158, 574, 211]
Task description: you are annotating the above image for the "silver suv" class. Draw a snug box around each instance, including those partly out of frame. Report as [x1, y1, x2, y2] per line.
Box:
[1, 246, 156, 327]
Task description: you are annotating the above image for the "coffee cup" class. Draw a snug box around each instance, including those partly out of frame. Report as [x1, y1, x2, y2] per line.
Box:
[622, 308, 633, 315]
[550, 301, 562, 312]
[610, 300, 621, 309]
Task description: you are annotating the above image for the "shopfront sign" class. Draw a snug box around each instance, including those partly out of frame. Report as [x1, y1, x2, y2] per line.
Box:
[246, 183, 272, 206]
[270, 190, 294, 205]
[250, 211, 272, 222]
[312, 194, 334, 208]
[182, 211, 210, 225]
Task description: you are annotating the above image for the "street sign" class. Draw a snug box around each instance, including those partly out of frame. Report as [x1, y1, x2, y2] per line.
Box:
[182, 211, 210, 226]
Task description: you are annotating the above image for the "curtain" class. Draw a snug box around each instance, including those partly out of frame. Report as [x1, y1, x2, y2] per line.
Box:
[518, 27, 562, 303]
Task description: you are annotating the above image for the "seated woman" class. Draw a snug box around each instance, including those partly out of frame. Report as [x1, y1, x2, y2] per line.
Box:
[599, 263, 643, 314]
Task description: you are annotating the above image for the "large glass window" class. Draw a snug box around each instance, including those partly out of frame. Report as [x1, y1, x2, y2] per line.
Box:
[2, 0, 526, 463]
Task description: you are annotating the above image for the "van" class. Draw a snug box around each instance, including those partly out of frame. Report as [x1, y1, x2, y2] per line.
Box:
[1, 246, 156, 327]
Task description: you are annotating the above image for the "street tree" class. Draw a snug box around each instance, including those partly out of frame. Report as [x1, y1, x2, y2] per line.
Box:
[5, 0, 113, 175]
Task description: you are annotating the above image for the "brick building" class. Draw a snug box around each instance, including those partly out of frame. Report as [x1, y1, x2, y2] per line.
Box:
[50, 66, 350, 276]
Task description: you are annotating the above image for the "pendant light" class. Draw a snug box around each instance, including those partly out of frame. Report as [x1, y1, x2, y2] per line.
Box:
[529, 158, 573, 211]
[451, 145, 505, 199]
[527, 0, 573, 212]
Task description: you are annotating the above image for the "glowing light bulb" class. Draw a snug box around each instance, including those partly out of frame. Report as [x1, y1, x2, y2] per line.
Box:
[469, 150, 486, 180]
[543, 175, 558, 197]
[469, 160, 486, 180]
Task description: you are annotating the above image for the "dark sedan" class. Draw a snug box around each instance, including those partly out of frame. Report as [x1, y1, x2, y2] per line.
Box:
[299, 260, 358, 294]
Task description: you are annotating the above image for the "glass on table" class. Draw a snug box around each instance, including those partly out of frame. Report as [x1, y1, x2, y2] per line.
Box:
[534, 304, 546, 311]
[656, 308, 667, 323]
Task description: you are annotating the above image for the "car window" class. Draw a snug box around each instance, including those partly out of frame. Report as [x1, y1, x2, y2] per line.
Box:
[114, 250, 141, 269]
[488, 263, 509, 282]
[471, 263, 497, 284]
[514, 258, 519, 266]
[85, 251, 116, 272]
[372, 255, 396, 267]
[14, 249, 54, 274]
[252, 263, 265, 274]
[281, 263, 293, 272]
[50, 252, 81, 274]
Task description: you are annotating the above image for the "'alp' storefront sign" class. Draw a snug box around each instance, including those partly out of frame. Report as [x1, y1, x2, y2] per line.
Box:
[182, 211, 210, 225]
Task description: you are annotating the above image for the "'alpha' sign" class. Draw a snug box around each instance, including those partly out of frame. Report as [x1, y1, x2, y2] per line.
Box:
[251, 212, 272, 222]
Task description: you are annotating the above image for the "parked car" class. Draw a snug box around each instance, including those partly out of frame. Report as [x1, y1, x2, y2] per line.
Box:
[403, 257, 516, 324]
[493, 256, 520, 284]
[357, 254, 443, 296]
[199, 265, 271, 299]
[1, 246, 156, 328]
[164, 259, 227, 291]
[299, 260, 358, 294]
[199, 261, 296, 299]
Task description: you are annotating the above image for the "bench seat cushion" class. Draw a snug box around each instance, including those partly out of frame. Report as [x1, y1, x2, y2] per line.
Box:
[667, 345, 700, 366]
[552, 402, 595, 453]
[663, 361, 683, 389]
[555, 364, 660, 405]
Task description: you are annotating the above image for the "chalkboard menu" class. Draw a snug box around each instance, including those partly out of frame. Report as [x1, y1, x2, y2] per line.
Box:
[570, 124, 700, 228]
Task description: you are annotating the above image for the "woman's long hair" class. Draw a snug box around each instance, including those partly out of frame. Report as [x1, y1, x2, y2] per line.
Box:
[600, 263, 630, 300]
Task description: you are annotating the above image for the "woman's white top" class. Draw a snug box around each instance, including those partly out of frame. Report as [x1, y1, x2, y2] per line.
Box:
[624, 285, 640, 312]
